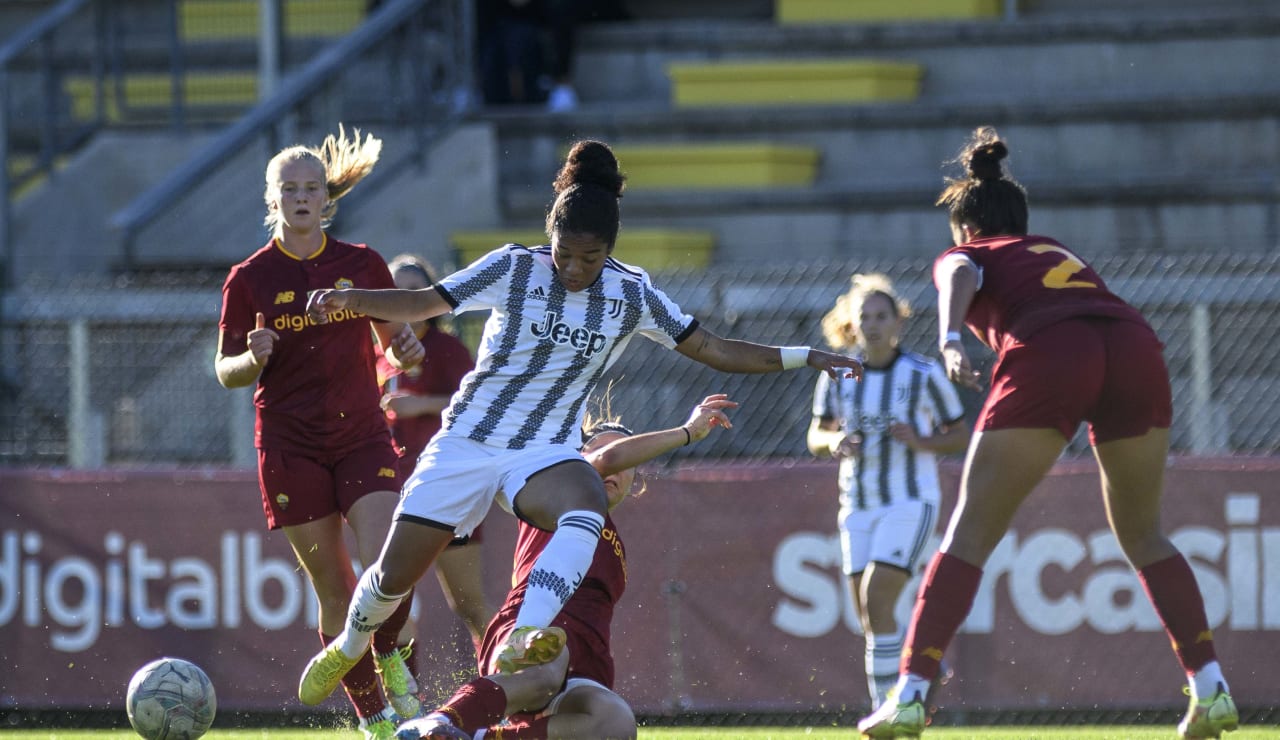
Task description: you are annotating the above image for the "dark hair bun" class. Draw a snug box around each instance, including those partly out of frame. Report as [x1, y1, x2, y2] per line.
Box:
[554, 140, 626, 198]
[967, 140, 1008, 182]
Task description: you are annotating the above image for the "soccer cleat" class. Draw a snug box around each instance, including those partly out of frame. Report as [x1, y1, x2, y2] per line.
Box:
[375, 643, 421, 719]
[361, 718, 400, 740]
[857, 690, 926, 739]
[494, 625, 568, 674]
[1178, 683, 1239, 739]
[298, 644, 363, 706]
[395, 715, 472, 740]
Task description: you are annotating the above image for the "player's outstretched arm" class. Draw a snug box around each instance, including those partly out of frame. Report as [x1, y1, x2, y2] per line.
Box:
[935, 256, 983, 390]
[585, 394, 737, 477]
[306, 286, 451, 325]
[675, 325, 861, 379]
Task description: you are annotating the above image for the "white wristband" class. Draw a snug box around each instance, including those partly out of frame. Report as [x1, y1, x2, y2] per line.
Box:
[779, 346, 811, 370]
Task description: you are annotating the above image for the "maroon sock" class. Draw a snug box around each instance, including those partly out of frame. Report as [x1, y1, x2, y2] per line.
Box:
[491, 716, 551, 739]
[373, 587, 415, 655]
[901, 552, 983, 681]
[321, 631, 386, 719]
[439, 677, 507, 733]
[1138, 554, 1218, 673]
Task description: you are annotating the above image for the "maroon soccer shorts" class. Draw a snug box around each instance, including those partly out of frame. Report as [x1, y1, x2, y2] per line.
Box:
[978, 317, 1172, 445]
[257, 441, 403, 529]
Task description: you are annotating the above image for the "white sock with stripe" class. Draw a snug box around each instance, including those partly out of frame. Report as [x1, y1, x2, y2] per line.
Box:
[336, 569, 408, 660]
[866, 628, 904, 709]
[513, 510, 605, 628]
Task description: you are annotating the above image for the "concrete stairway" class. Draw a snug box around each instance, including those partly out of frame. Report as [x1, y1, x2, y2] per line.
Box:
[474, 4, 1280, 263]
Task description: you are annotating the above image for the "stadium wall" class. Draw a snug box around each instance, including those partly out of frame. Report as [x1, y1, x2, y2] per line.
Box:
[0, 457, 1275, 714]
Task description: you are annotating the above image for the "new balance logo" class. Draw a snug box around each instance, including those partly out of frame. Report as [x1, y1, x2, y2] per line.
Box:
[377, 467, 396, 478]
[274, 291, 296, 304]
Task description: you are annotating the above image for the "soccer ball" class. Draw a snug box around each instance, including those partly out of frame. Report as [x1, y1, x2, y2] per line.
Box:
[126, 657, 217, 740]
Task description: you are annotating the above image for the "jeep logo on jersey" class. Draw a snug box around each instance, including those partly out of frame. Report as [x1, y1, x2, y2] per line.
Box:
[530, 311, 608, 358]
[335, 278, 353, 289]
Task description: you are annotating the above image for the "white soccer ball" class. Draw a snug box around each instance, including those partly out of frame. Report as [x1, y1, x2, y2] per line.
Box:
[126, 657, 217, 740]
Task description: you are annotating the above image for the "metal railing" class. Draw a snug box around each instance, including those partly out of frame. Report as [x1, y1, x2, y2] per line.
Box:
[0, 0, 101, 288]
[110, 0, 474, 269]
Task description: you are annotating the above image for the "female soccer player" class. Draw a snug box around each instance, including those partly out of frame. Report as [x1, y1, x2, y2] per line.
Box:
[376, 253, 495, 667]
[858, 128, 1237, 739]
[298, 139, 861, 709]
[807, 273, 968, 711]
[395, 393, 739, 740]
[215, 127, 425, 739]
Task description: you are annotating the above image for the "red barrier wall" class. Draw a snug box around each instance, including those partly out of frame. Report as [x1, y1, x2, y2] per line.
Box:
[1, 458, 1276, 713]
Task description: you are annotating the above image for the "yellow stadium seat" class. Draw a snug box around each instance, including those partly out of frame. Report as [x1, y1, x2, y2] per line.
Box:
[776, 0, 1002, 24]
[180, 0, 365, 41]
[667, 59, 923, 107]
[609, 143, 819, 189]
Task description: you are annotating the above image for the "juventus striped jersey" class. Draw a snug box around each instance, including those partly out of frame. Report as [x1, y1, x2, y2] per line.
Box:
[812, 351, 965, 510]
[435, 244, 698, 449]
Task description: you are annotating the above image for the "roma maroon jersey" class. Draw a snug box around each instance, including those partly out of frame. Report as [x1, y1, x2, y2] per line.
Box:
[483, 514, 626, 688]
[219, 235, 396, 456]
[935, 234, 1149, 353]
[375, 325, 474, 460]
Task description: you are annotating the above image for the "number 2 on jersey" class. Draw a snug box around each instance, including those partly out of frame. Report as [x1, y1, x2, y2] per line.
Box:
[1028, 244, 1098, 289]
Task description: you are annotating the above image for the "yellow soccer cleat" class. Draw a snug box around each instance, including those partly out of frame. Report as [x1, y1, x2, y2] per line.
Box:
[494, 625, 567, 674]
[360, 717, 398, 740]
[857, 690, 926, 739]
[1178, 684, 1239, 739]
[375, 643, 421, 719]
[298, 644, 363, 706]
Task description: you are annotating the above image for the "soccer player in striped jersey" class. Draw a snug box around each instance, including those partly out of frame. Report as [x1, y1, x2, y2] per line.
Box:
[807, 273, 969, 712]
[859, 128, 1237, 739]
[395, 393, 738, 740]
[298, 140, 862, 711]
[216, 127, 425, 739]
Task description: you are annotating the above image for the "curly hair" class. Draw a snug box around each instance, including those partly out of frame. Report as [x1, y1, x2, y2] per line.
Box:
[935, 126, 1028, 237]
[820, 273, 911, 351]
[545, 140, 626, 249]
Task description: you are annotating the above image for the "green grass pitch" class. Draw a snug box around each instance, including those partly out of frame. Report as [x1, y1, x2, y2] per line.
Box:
[2, 727, 1273, 739]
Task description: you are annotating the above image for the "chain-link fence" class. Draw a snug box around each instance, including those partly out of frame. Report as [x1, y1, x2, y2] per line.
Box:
[3, 251, 1280, 468]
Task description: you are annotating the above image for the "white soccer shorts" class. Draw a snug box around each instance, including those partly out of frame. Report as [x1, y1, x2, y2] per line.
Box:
[838, 498, 938, 576]
[396, 434, 587, 537]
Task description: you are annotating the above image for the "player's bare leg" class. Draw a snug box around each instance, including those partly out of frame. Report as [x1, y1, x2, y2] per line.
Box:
[1094, 428, 1237, 738]
[300, 521, 452, 705]
[860, 428, 1064, 738]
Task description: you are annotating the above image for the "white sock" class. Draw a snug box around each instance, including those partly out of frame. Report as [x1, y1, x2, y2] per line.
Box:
[893, 673, 931, 704]
[1190, 660, 1228, 701]
[513, 510, 604, 628]
[336, 569, 407, 659]
[866, 629, 904, 709]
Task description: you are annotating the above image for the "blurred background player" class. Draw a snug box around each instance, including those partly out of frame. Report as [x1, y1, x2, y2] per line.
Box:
[396, 392, 738, 740]
[807, 273, 968, 711]
[375, 253, 496, 674]
[214, 127, 427, 739]
[297, 139, 862, 711]
[858, 127, 1238, 740]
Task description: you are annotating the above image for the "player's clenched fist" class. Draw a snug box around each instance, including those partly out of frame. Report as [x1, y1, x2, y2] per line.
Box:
[247, 312, 279, 367]
[390, 324, 425, 370]
[305, 289, 350, 323]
